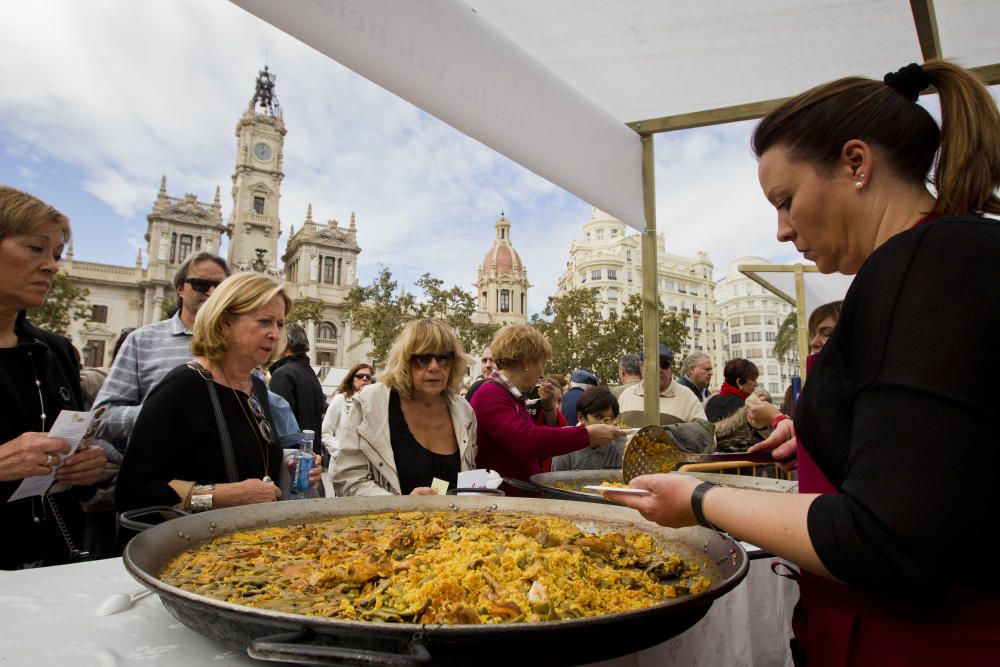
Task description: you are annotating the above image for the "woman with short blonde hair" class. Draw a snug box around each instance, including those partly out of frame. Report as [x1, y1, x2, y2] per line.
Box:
[118, 273, 320, 515]
[470, 324, 623, 495]
[190, 272, 291, 365]
[334, 319, 476, 497]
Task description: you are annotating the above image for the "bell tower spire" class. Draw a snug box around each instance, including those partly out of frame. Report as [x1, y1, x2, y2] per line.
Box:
[227, 66, 286, 272]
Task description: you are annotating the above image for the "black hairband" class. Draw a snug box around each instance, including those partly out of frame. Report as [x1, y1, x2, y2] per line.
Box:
[883, 63, 930, 102]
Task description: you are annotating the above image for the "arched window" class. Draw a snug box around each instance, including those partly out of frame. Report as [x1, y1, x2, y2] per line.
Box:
[499, 289, 510, 312]
[317, 321, 337, 341]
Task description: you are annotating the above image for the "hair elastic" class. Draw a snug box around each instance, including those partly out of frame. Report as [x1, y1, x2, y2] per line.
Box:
[883, 63, 930, 102]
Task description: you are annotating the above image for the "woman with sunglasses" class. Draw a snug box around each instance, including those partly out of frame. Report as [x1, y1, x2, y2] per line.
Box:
[117, 273, 320, 514]
[333, 319, 476, 496]
[320, 362, 374, 465]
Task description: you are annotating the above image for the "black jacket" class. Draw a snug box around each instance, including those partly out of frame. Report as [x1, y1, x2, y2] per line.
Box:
[1, 312, 92, 568]
[269, 354, 327, 454]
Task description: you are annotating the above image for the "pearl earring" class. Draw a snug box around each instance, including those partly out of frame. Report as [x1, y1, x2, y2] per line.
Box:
[855, 173, 865, 189]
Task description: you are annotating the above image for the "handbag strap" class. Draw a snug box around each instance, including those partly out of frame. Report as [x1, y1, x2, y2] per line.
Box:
[186, 361, 239, 483]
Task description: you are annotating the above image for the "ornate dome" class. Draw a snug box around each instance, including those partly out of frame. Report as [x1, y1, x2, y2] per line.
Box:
[481, 213, 524, 276]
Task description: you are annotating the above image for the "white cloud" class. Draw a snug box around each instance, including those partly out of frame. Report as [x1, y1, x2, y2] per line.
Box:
[0, 0, 820, 317]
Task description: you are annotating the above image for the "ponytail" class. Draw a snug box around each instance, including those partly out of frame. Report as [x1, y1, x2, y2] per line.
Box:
[753, 60, 1000, 216]
[921, 61, 1000, 215]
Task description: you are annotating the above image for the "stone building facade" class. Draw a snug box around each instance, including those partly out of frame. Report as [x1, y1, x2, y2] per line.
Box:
[63, 67, 371, 371]
[555, 208, 725, 390]
[714, 257, 799, 397]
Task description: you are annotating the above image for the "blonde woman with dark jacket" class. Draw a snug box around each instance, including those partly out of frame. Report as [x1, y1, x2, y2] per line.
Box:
[333, 319, 476, 496]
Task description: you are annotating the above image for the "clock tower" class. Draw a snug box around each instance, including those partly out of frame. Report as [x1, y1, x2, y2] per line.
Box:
[227, 66, 286, 271]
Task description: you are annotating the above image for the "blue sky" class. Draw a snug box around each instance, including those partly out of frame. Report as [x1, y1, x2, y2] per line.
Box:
[2, 1, 847, 317]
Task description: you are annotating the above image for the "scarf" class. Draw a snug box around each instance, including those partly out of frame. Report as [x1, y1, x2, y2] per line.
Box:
[719, 381, 749, 399]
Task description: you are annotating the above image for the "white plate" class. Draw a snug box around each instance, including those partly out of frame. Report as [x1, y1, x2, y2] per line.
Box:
[582, 485, 652, 496]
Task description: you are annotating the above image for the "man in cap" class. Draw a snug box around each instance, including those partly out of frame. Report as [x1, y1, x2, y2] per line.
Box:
[560, 369, 599, 424]
[617, 344, 714, 452]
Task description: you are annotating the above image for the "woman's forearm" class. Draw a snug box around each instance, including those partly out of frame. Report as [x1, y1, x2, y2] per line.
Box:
[704, 486, 834, 579]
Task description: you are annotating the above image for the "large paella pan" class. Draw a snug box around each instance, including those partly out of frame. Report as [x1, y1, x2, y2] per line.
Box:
[123, 495, 748, 666]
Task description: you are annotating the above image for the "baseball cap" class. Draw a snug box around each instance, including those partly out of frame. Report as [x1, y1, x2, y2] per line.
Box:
[570, 369, 599, 385]
[639, 343, 674, 367]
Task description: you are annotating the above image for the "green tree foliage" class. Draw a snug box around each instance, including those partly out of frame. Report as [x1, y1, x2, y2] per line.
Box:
[343, 268, 415, 365]
[530, 290, 688, 383]
[27, 272, 91, 334]
[413, 274, 499, 354]
[159, 294, 177, 321]
[608, 293, 689, 375]
[772, 311, 798, 361]
[343, 269, 497, 366]
[530, 288, 606, 378]
[286, 296, 326, 326]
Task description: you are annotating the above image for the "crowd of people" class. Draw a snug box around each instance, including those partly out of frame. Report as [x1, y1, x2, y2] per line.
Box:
[1, 59, 997, 664]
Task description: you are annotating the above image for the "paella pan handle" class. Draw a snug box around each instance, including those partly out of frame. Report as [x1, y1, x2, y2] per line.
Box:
[118, 506, 190, 532]
[247, 628, 432, 666]
[502, 477, 542, 493]
[446, 487, 505, 496]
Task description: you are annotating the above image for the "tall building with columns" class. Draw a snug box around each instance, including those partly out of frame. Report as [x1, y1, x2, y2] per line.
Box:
[227, 65, 285, 272]
[555, 208, 725, 390]
[714, 257, 799, 396]
[473, 212, 530, 325]
[61, 67, 372, 370]
[281, 206, 362, 368]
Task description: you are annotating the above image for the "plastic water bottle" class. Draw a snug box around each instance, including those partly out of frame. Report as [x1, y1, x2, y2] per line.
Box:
[292, 429, 315, 500]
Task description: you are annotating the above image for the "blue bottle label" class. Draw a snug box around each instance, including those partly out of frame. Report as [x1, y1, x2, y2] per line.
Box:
[294, 454, 313, 490]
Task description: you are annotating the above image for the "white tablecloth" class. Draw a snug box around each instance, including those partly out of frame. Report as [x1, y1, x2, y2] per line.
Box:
[0, 556, 797, 666]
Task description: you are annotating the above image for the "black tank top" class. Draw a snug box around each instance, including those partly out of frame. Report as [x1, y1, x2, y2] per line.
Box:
[388, 389, 460, 494]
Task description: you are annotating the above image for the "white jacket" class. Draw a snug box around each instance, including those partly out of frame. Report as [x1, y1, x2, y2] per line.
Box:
[320, 392, 352, 458]
[332, 383, 477, 496]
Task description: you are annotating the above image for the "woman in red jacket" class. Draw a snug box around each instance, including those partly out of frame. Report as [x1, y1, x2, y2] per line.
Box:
[470, 324, 623, 495]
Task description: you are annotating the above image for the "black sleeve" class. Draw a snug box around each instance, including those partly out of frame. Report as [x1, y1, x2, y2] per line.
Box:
[115, 367, 215, 511]
[806, 220, 998, 594]
[269, 369, 298, 414]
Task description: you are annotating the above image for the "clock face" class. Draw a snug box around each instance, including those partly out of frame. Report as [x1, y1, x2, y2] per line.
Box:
[253, 142, 272, 161]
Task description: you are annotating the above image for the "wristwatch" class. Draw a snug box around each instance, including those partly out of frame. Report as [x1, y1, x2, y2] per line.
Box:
[190, 484, 215, 513]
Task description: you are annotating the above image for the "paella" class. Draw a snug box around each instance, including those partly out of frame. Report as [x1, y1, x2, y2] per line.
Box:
[160, 510, 711, 625]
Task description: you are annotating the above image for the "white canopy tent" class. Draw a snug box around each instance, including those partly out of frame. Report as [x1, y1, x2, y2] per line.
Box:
[232, 0, 1000, 420]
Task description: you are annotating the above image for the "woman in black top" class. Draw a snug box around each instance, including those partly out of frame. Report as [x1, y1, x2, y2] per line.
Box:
[333, 319, 476, 497]
[608, 61, 1000, 664]
[704, 359, 769, 452]
[117, 272, 320, 514]
[0, 186, 106, 568]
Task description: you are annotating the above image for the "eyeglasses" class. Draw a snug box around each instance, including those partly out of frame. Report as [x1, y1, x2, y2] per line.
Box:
[355, 373, 374, 381]
[410, 352, 455, 369]
[481, 357, 495, 364]
[184, 278, 223, 294]
[246, 395, 275, 445]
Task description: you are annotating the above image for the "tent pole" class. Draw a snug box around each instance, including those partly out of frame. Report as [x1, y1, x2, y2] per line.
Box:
[640, 134, 660, 425]
[794, 264, 809, 380]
